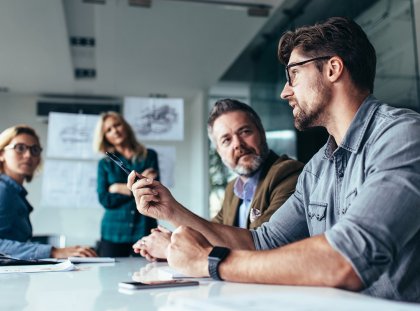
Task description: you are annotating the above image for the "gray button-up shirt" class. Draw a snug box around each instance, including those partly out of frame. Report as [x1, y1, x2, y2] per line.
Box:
[251, 95, 420, 302]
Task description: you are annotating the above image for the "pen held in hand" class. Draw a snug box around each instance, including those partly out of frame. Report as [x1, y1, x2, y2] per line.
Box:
[105, 152, 145, 182]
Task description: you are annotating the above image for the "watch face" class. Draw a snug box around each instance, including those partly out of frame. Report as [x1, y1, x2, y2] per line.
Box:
[208, 247, 230, 260]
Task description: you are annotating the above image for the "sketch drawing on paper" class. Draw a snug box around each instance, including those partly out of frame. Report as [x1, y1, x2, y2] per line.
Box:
[134, 105, 178, 135]
[123, 97, 184, 141]
[47, 112, 100, 160]
[59, 125, 90, 143]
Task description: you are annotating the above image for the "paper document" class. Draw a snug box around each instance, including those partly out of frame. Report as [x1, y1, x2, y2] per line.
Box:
[68, 257, 115, 263]
[0, 259, 76, 274]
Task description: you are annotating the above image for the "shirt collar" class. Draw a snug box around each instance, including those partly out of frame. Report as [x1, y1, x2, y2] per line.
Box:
[233, 169, 261, 201]
[0, 174, 28, 197]
[324, 95, 380, 159]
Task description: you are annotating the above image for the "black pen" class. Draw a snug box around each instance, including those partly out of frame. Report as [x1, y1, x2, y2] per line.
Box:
[105, 152, 145, 181]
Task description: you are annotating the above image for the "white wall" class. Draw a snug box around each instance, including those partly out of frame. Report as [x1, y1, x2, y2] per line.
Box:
[0, 93, 209, 246]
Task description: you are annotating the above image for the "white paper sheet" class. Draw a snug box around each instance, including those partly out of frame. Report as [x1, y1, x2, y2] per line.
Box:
[148, 145, 176, 188]
[46, 112, 101, 160]
[40, 159, 101, 209]
[0, 260, 76, 274]
[124, 97, 184, 141]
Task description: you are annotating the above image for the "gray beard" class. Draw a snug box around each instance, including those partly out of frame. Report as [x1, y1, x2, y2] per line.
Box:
[233, 155, 263, 177]
[232, 146, 269, 177]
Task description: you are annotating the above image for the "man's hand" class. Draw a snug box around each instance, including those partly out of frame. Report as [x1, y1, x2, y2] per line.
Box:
[51, 246, 97, 259]
[128, 171, 254, 252]
[167, 226, 212, 277]
[141, 168, 158, 180]
[128, 171, 181, 221]
[133, 225, 172, 261]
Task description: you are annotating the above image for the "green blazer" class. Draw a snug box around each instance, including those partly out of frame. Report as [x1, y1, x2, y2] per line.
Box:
[212, 151, 303, 229]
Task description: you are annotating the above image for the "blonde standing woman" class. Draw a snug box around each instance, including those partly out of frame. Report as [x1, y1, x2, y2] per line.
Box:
[94, 112, 159, 257]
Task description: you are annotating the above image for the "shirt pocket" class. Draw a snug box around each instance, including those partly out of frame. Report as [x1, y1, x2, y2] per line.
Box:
[307, 202, 327, 236]
[342, 188, 357, 215]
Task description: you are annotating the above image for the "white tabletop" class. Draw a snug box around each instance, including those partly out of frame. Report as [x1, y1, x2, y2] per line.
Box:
[0, 257, 418, 311]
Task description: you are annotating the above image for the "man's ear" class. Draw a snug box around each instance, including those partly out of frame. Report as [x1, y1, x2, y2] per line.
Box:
[327, 56, 344, 83]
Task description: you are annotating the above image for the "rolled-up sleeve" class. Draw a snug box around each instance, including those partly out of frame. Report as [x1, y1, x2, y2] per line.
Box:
[325, 118, 420, 287]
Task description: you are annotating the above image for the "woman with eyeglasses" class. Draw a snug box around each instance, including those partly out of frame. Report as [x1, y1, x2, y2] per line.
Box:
[93, 112, 159, 257]
[0, 125, 97, 259]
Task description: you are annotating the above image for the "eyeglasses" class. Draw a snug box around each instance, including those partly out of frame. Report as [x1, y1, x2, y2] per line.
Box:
[285, 56, 332, 86]
[4, 143, 43, 157]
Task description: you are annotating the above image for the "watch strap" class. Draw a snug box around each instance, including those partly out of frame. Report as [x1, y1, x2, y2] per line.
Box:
[208, 256, 223, 280]
[208, 246, 230, 281]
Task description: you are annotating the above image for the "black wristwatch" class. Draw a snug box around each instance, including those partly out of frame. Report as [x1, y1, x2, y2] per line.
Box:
[208, 246, 230, 281]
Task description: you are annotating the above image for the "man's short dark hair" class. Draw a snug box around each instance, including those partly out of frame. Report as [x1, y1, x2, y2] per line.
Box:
[207, 98, 267, 147]
[278, 16, 376, 93]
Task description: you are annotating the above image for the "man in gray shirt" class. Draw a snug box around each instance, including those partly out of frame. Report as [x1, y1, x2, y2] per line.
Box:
[128, 17, 420, 302]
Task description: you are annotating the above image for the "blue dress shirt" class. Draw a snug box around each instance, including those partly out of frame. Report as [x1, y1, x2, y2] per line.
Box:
[0, 174, 51, 259]
[233, 170, 260, 228]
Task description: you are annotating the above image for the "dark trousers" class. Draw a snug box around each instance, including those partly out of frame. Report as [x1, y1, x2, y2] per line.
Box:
[97, 239, 139, 257]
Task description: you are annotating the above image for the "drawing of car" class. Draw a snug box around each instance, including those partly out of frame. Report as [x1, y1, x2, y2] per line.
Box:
[59, 125, 90, 143]
[135, 105, 178, 135]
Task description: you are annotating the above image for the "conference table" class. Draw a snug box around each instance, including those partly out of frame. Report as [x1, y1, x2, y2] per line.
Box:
[1, 257, 418, 311]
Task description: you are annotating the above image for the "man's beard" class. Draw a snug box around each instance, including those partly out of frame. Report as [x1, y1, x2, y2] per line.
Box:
[294, 107, 323, 131]
[294, 78, 331, 131]
[226, 144, 269, 177]
[233, 154, 264, 177]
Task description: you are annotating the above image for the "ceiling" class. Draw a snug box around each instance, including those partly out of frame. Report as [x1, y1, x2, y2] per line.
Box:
[221, 0, 380, 82]
[0, 0, 283, 100]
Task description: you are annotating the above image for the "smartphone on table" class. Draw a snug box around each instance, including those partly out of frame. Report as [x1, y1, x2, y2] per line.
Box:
[118, 280, 199, 290]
